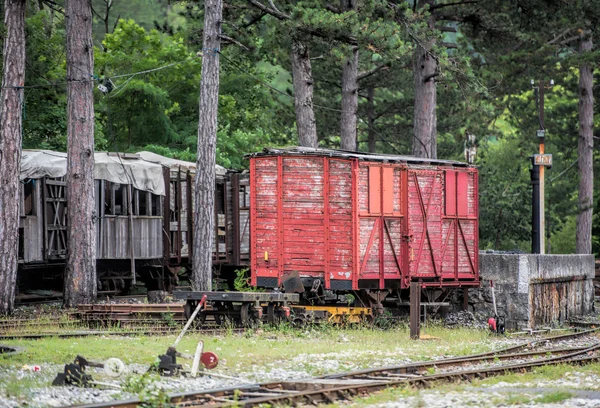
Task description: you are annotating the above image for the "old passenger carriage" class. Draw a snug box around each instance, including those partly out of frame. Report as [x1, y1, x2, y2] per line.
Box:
[17, 150, 249, 295]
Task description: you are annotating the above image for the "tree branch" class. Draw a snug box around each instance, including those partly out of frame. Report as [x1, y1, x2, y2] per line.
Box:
[246, 0, 357, 45]
[441, 41, 457, 48]
[423, 72, 440, 83]
[242, 12, 267, 28]
[438, 25, 457, 32]
[246, 0, 289, 20]
[430, 1, 479, 11]
[547, 27, 572, 45]
[358, 64, 389, 81]
[220, 34, 251, 50]
[42, 0, 64, 14]
[324, 3, 341, 13]
[436, 14, 465, 22]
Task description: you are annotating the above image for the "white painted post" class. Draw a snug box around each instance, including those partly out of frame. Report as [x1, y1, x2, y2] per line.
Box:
[191, 340, 204, 377]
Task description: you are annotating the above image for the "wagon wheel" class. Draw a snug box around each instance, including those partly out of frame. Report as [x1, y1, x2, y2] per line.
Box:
[183, 301, 194, 320]
[240, 303, 251, 327]
[266, 303, 280, 325]
[214, 301, 231, 326]
[197, 311, 207, 327]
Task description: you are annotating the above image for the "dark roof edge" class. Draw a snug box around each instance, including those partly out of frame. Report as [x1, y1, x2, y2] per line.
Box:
[245, 147, 474, 168]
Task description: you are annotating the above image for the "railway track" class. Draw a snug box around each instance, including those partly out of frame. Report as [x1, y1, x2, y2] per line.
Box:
[0, 326, 243, 340]
[70, 328, 600, 408]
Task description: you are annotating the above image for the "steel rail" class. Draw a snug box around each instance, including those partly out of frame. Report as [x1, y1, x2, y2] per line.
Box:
[323, 345, 592, 380]
[201, 344, 600, 408]
[68, 329, 600, 408]
[0, 328, 244, 340]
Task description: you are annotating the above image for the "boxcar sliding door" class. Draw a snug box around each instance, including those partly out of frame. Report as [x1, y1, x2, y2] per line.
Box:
[440, 169, 478, 282]
[357, 164, 406, 289]
[406, 168, 443, 282]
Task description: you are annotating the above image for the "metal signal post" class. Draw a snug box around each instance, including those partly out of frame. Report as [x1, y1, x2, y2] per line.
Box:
[531, 79, 553, 254]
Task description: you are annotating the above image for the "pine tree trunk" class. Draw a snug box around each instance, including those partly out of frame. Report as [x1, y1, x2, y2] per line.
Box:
[340, 46, 358, 151]
[64, 0, 97, 307]
[0, 0, 26, 314]
[193, 0, 222, 291]
[291, 40, 318, 148]
[576, 36, 593, 254]
[366, 86, 376, 153]
[412, 0, 437, 159]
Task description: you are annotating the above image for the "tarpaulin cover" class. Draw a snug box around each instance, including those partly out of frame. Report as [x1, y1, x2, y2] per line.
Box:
[20, 150, 166, 196]
[136, 151, 228, 176]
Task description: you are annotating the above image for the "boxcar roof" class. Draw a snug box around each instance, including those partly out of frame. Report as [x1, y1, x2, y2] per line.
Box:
[247, 147, 472, 167]
[21, 150, 166, 196]
[136, 151, 228, 176]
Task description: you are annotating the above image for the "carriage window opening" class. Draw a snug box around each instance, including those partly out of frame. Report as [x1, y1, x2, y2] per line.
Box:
[239, 185, 248, 208]
[138, 190, 149, 215]
[18, 227, 24, 259]
[169, 181, 178, 222]
[215, 182, 226, 255]
[114, 184, 126, 215]
[216, 183, 225, 215]
[95, 180, 101, 216]
[151, 193, 161, 216]
[132, 189, 139, 215]
[104, 182, 127, 215]
[23, 179, 35, 216]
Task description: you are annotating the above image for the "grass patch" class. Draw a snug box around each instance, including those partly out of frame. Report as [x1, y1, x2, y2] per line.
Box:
[0, 376, 45, 399]
[473, 363, 600, 387]
[0, 324, 498, 375]
[329, 385, 421, 407]
[492, 392, 533, 405]
[536, 390, 574, 403]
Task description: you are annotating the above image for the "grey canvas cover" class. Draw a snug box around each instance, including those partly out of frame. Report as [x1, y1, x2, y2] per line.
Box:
[136, 151, 228, 176]
[20, 150, 166, 196]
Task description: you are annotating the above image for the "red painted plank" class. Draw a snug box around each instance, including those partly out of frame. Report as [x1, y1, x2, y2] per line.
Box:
[382, 167, 394, 215]
[445, 171, 457, 216]
[457, 171, 468, 217]
[368, 166, 381, 215]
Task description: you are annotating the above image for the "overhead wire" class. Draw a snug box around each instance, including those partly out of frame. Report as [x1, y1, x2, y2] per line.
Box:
[11, 45, 402, 152]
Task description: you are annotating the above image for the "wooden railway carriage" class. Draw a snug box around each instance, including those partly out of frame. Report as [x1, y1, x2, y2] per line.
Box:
[249, 147, 479, 302]
[17, 150, 249, 294]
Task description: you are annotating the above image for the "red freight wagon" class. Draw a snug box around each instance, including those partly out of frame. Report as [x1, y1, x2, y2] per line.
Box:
[249, 147, 479, 293]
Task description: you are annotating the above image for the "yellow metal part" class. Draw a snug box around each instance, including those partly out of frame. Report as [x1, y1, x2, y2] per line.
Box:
[295, 305, 372, 324]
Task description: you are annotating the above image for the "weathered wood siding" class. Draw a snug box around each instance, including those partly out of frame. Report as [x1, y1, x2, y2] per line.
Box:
[98, 216, 162, 259]
[238, 175, 250, 262]
[19, 180, 44, 263]
[252, 157, 281, 282]
[529, 255, 595, 327]
[357, 163, 404, 286]
[20, 215, 44, 262]
[407, 167, 478, 283]
[328, 159, 353, 284]
[251, 153, 479, 290]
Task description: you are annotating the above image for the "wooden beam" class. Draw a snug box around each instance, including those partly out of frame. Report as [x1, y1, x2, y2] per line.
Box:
[410, 281, 421, 339]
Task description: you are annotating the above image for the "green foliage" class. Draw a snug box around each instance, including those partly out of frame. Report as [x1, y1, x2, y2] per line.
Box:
[536, 391, 574, 404]
[233, 268, 251, 292]
[93, 18, 291, 167]
[550, 215, 577, 254]
[12, 0, 598, 252]
[122, 372, 173, 408]
[21, 11, 67, 150]
[233, 268, 264, 292]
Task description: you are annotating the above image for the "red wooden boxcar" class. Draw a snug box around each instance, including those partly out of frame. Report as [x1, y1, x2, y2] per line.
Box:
[249, 147, 479, 293]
